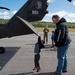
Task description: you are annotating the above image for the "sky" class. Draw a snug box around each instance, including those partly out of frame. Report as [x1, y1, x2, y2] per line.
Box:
[0, 0, 75, 22]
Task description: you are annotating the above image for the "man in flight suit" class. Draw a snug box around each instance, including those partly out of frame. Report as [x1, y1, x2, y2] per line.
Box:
[43, 25, 49, 44]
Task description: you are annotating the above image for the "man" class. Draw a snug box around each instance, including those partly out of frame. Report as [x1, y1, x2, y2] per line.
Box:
[43, 25, 49, 44]
[51, 15, 71, 75]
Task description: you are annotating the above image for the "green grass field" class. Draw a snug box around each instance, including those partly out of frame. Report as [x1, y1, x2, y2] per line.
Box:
[36, 28, 75, 32]
[0, 19, 75, 32]
[31, 21, 75, 28]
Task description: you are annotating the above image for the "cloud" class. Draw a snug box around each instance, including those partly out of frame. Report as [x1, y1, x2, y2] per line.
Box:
[11, 10, 17, 15]
[0, 10, 17, 19]
[46, 11, 68, 17]
[0, 12, 10, 19]
[47, 0, 54, 3]
[68, 13, 75, 18]
[0, 12, 9, 16]
[43, 11, 75, 22]
[0, 10, 75, 22]
[73, 1, 75, 6]
[42, 19, 50, 22]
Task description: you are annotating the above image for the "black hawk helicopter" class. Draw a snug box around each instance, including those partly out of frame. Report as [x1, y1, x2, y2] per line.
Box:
[0, 0, 48, 53]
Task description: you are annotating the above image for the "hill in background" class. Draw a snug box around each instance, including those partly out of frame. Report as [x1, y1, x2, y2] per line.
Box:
[0, 19, 75, 28]
[0, 19, 8, 24]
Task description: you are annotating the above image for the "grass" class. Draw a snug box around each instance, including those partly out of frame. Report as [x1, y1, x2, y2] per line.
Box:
[0, 19, 75, 32]
[0, 19, 8, 24]
[31, 21, 75, 28]
[36, 28, 75, 32]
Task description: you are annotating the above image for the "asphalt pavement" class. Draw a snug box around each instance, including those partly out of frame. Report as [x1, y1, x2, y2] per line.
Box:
[0, 32, 75, 75]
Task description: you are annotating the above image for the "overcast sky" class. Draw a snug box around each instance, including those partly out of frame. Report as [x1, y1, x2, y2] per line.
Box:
[0, 0, 75, 22]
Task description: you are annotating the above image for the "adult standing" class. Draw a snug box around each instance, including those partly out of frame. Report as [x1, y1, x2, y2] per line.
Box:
[43, 25, 49, 44]
[51, 15, 71, 75]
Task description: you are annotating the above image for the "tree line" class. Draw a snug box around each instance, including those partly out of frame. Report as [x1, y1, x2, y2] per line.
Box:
[0, 19, 75, 28]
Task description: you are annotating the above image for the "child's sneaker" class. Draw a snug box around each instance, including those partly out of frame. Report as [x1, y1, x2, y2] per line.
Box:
[36, 67, 41, 72]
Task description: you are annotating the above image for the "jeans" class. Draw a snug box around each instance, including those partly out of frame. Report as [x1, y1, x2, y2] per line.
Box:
[56, 44, 70, 73]
[34, 54, 40, 67]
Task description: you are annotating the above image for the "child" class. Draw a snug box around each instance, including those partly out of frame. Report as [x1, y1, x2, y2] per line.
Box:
[51, 31, 55, 47]
[33, 36, 44, 72]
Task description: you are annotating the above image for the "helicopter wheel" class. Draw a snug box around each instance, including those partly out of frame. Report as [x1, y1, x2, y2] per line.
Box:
[0, 47, 5, 54]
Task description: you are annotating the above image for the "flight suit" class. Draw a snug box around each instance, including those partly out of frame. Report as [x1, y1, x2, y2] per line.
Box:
[43, 28, 49, 44]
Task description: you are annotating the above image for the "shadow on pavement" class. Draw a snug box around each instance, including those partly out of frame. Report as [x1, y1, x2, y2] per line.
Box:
[33, 72, 52, 75]
[9, 72, 52, 75]
[26, 43, 53, 49]
[26, 43, 35, 46]
[44, 44, 53, 49]
[10, 72, 34, 75]
[0, 47, 20, 70]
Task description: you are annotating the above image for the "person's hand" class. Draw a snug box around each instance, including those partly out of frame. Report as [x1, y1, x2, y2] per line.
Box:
[53, 46, 57, 51]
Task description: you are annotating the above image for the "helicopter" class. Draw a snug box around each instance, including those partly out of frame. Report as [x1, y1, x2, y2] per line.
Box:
[0, 0, 48, 54]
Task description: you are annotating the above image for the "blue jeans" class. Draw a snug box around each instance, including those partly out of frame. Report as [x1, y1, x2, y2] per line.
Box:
[56, 44, 70, 73]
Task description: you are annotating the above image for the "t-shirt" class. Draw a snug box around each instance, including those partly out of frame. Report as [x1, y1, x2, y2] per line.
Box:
[51, 33, 55, 40]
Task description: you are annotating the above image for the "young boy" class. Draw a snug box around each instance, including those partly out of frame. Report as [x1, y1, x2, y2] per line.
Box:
[51, 31, 55, 47]
[33, 36, 44, 72]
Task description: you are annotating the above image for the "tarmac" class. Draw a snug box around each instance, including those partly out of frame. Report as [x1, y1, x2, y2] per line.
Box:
[0, 32, 75, 75]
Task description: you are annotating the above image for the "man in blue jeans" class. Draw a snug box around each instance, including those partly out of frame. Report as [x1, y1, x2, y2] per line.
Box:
[51, 15, 71, 75]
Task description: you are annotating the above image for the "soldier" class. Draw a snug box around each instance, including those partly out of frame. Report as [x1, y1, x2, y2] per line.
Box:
[43, 25, 49, 44]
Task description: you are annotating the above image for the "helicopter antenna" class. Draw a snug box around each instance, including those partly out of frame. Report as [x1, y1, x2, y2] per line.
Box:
[0, 6, 10, 11]
[67, 0, 72, 2]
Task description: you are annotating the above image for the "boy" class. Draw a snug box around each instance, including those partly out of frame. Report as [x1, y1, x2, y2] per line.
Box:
[51, 31, 55, 47]
[33, 36, 44, 72]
